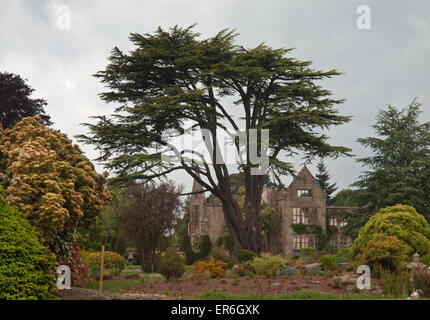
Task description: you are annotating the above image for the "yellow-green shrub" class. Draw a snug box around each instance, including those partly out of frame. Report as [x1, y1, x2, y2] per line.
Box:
[159, 248, 185, 280]
[421, 253, 430, 266]
[251, 253, 285, 277]
[81, 250, 127, 270]
[351, 205, 430, 257]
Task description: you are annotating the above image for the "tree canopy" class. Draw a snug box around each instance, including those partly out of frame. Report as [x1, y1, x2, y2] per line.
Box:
[353, 99, 430, 219]
[118, 180, 183, 272]
[0, 117, 110, 279]
[78, 25, 351, 252]
[315, 159, 337, 204]
[0, 71, 52, 129]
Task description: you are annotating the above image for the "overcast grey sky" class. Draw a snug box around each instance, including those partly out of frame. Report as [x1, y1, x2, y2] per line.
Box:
[1, 0, 429, 193]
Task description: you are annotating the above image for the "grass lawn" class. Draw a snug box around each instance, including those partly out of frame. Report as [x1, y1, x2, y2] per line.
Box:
[84, 279, 141, 293]
[193, 289, 391, 300]
[125, 265, 141, 270]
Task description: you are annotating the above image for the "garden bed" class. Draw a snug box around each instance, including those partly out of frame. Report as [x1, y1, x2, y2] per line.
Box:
[120, 272, 382, 299]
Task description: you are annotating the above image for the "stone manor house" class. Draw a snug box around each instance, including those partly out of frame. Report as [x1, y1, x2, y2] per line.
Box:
[188, 166, 357, 255]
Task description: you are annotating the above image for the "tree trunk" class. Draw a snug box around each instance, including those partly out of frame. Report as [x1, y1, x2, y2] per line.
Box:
[220, 181, 264, 253]
[220, 193, 248, 250]
[244, 175, 265, 253]
[141, 251, 153, 273]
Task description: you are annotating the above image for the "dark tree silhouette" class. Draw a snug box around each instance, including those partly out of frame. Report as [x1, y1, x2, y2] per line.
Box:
[315, 159, 337, 204]
[0, 71, 52, 129]
[119, 180, 183, 272]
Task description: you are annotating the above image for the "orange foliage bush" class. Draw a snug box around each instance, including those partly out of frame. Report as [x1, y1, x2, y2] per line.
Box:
[194, 258, 227, 278]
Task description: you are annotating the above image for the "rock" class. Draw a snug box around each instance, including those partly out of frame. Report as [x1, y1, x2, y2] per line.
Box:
[304, 263, 322, 270]
[52, 288, 112, 300]
[110, 293, 171, 300]
[408, 291, 420, 299]
[338, 262, 351, 268]
[271, 283, 282, 289]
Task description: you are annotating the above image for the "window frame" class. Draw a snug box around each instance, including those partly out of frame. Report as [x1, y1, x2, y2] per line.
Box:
[297, 189, 312, 198]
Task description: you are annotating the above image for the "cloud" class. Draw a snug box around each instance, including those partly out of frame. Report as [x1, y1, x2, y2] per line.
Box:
[1, 0, 429, 193]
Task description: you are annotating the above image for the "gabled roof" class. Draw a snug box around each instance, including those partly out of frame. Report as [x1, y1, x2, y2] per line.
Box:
[286, 165, 326, 195]
[192, 174, 205, 194]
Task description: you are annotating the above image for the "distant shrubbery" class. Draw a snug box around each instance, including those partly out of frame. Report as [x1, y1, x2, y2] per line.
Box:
[181, 235, 212, 265]
[159, 248, 185, 280]
[0, 200, 55, 300]
[81, 250, 127, 270]
[233, 249, 256, 263]
[319, 255, 338, 271]
[209, 245, 237, 268]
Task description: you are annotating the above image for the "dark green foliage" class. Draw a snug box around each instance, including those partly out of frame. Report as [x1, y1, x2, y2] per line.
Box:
[233, 249, 257, 262]
[215, 233, 235, 251]
[181, 235, 195, 265]
[331, 189, 360, 207]
[0, 200, 55, 300]
[0, 71, 52, 129]
[353, 99, 430, 220]
[300, 247, 316, 257]
[291, 223, 327, 250]
[421, 253, 430, 266]
[78, 186, 128, 255]
[159, 248, 185, 280]
[319, 255, 338, 271]
[173, 196, 191, 248]
[181, 235, 213, 265]
[78, 25, 352, 252]
[330, 189, 372, 238]
[200, 235, 213, 257]
[315, 159, 337, 204]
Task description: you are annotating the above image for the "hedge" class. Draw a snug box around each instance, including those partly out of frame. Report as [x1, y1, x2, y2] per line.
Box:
[0, 200, 55, 299]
